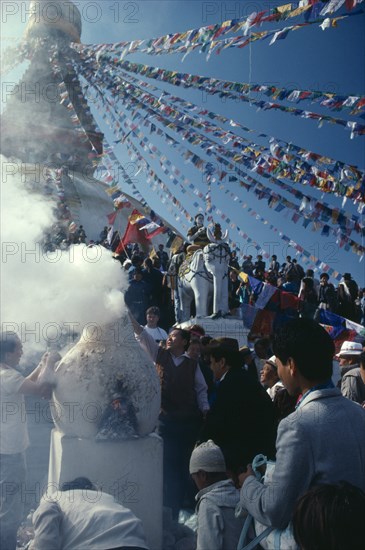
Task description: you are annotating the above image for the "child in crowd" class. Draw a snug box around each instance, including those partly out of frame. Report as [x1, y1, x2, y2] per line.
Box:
[189, 440, 244, 550]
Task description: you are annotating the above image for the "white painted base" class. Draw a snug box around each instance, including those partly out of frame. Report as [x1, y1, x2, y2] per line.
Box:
[179, 317, 249, 348]
[48, 429, 163, 550]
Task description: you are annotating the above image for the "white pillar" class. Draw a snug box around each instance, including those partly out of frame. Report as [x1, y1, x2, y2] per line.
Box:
[48, 430, 163, 550]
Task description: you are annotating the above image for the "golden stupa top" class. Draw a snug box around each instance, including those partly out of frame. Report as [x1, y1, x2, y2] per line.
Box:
[25, 1, 82, 43]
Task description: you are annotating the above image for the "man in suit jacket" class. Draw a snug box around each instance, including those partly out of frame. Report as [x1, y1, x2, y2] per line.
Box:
[239, 318, 365, 529]
[199, 338, 276, 477]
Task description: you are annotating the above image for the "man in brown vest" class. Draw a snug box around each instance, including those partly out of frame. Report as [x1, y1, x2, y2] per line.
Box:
[129, 313, 209, 518]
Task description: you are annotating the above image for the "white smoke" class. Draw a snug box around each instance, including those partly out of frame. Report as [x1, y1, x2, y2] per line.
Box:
[0, 155, 128, 358]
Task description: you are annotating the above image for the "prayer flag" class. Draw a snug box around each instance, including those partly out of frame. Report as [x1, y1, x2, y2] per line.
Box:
[107, 211, 118, 225]
[115, 211, 151, 254]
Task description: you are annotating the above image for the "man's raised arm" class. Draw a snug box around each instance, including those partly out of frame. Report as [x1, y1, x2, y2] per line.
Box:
[128, 309, 159, 363]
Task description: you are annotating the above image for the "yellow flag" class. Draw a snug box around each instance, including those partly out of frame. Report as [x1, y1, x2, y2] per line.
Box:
[238, 272, 249, 283]
[276, 3, 292, 14]
[170, 236, 184, 254]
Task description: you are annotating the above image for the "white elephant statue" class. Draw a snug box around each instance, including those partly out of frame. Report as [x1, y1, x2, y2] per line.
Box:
[178, 224, 231, 321]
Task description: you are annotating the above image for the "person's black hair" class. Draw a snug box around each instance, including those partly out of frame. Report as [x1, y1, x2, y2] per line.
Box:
[254, 337, 273, 358]
[144, 258, 153, 270]
[131, 254, 141, 266]
[60, 477, 96, 492]
[152, 257, 161, 269]
[200, 335, 213, 347]
[0, 332, 19, 362]
[273, 318, 334, 380]
[209, 347, 242, 369]
[292, 482, 365, 550]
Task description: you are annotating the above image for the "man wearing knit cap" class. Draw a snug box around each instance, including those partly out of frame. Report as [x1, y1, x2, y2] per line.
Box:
[189, 440, 244, 550]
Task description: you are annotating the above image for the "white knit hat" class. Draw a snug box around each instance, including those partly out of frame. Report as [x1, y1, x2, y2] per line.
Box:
[189, 440, 226, 474]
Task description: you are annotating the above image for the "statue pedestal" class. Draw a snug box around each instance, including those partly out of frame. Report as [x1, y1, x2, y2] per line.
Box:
[179, 317, 249, 347]
[48, 429, 163, 550]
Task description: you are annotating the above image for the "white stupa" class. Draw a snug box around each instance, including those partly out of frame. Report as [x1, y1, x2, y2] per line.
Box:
[1, 3, 163, 547]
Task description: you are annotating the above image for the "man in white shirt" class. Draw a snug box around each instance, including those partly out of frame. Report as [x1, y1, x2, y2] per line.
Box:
[0, 331, 56, 550]
[143, 306, 168, 343]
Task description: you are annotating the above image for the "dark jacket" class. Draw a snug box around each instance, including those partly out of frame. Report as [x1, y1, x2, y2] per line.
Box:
[124, 280, 149, 325]
[318, 283, 338, 312]
[200, 366, 276, 469]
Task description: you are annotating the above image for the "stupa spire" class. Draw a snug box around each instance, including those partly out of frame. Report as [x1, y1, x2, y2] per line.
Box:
[25, 0, 82, 44]
[1, 1, 103, 172]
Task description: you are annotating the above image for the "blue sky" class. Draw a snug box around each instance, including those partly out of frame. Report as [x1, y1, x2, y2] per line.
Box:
[2, 0, 365, 285]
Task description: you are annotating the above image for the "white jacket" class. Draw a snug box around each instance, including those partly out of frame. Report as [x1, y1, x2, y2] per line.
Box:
[195, 479, 244, 550]
[31, 490, 148, 549]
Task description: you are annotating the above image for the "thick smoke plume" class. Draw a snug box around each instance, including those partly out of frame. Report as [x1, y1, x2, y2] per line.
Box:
[1, 155, 127, 358]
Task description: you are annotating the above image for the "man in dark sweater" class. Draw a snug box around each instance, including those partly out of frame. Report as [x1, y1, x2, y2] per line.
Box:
[129, 313, 209, 518]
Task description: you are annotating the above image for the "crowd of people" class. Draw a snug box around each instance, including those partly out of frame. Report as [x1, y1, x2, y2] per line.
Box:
[113, 215, 365, 328]
[2, 215, 365, 550]
[110, 236, 365, 331]
[1, 315, 365, 549]
[129, 305, 365, 549]
[239, 253, 364, 324]
[42, 211, 365, 329]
